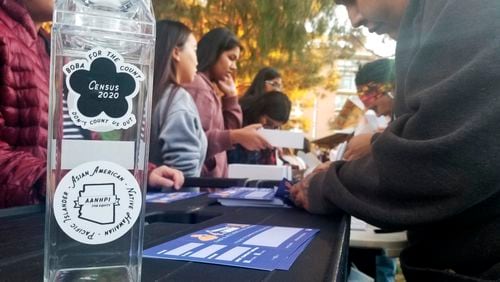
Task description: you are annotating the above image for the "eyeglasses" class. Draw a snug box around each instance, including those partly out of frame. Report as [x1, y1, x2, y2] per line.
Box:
[265, 80, 283, 90]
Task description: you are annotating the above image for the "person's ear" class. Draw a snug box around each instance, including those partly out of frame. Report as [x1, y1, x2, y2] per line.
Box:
[172, 47, 181, 63]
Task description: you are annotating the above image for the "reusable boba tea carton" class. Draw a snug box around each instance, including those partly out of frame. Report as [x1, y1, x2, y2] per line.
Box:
[44, 0, 155, 280]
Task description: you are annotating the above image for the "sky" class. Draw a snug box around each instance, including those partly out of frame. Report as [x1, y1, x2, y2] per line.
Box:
[334, 6, 396, 58]
[363, 32, 396, 57]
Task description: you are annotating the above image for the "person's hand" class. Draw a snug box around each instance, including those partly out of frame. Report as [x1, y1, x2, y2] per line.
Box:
[216, 74, 237, 97]
[287, 172, 315, 210]
[230, 124, 272, 151]
[313, 161, 332, 173]
[343, 133, 373, 161]
[148, 165, 184, 190]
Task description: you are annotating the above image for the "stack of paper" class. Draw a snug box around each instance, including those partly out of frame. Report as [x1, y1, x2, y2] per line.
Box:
[146, 192, 205, 204]
[143, 223, 319, 271]
[209, 187, 289, 208]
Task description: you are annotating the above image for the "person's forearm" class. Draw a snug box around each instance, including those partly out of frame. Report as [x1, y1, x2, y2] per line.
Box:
[222, 95, 242, 129]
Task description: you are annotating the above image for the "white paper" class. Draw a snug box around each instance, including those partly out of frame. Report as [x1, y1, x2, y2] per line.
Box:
[335, 141, 348, 161]
[297, 151, 322, 169]
[165, 242, 204, 256]
[190, 244, 227, 258]
[228, 164, 291, 180]
[215, 246, 251, 261]
[351, 217, 368, 231]
[259, 129, 304, 149]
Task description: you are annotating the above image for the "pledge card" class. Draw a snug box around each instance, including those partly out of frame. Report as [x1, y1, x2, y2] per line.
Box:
[208, 179, 296, 208]
[143, 223, 319, 271]
[146, 192, 205, 204]
[209, 187, 276, 201]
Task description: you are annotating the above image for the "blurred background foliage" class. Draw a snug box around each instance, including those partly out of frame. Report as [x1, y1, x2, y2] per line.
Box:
[152, 0, 364, 98]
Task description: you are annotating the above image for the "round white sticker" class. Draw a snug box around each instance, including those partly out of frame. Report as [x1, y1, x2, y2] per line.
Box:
[53, 161, 142, 245]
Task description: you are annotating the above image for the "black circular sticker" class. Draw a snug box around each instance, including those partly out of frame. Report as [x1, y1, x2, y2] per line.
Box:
[63, 47, 144, 132]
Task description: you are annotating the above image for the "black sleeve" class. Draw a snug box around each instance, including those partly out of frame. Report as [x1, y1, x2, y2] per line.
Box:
[307, 0, 500, 230]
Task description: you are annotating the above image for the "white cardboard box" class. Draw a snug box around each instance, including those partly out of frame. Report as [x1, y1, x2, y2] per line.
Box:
[259, 129, 304, 149]
[228, 164, 292, 181]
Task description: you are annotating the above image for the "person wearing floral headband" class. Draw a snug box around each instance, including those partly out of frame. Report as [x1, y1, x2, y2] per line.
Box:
[356, 59, 395, 117]
[347, 58, 398, 282]
[341, 59, 396, 162]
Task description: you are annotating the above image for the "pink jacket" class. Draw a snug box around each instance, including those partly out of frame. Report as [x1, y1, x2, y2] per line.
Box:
[183, 73, 242, 178]
[0, 0, 50, 207]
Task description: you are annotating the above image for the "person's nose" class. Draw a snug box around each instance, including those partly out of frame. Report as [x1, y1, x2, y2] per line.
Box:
[346, 5, 366, 28]
[230, 61, 237, 71]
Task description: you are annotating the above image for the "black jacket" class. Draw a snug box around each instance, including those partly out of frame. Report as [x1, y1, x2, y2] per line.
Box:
[308, 0, 500, 281]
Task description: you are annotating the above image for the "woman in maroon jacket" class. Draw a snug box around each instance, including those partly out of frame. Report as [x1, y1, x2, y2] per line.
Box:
[0, 0, 53, 208]
[0, 0, 184, 208]
[183, 28, 270, 178]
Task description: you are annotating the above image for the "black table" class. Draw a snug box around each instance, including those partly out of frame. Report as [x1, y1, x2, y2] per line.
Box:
[0, 195, 349, 281]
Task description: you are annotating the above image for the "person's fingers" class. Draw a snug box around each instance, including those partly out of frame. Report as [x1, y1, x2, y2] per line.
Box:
[216, 75, 236, 96]
[290, 183, 303, 202]
[158, 166, 174, 177]
[290, 189, 299, 206]
[153, 174, 174, 189]
[290, 187, 299, 199]
[247, 123, 263, 130]
[160, 167, 184, 190]
[256, 135, 272, 149]
[153, 166, 185, 189]
[172, 170, 185, 190]
[294, 191, 305, 208]
[252, 128, 272, 149]
[262, 136, 272, 149]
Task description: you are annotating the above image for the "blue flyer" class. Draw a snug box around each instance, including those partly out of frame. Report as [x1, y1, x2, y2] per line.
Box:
[146, 192, 205, 204]
[209, 187, 276, 201]
[208, 179, 296, 208]
[276, 236, 314, 270]
[143, 223, 319, 271]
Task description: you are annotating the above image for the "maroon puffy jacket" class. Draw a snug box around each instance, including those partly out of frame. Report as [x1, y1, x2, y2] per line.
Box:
[0, 0, 50, 208]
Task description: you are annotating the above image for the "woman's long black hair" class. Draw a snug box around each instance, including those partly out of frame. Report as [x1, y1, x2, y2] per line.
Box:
[196, 27, 242, 75]
[241, 91, 291, 126]
[152, 20, 192, 108]
[242, 67, 281, 98]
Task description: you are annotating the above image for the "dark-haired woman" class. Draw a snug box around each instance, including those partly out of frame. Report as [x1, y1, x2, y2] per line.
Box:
[239, 67, 282, 113]
[149, 20, 207, 182]
[242, 67, 282, 97]
[228, 91, 291, 165]
[183, 27, 270, 178]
